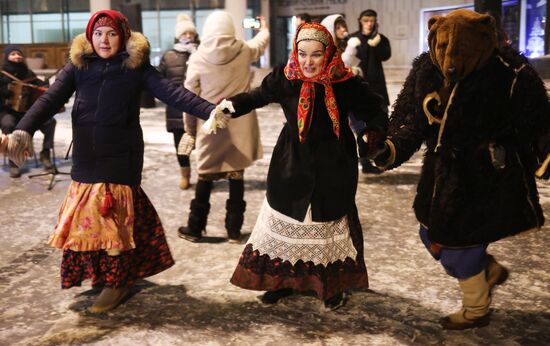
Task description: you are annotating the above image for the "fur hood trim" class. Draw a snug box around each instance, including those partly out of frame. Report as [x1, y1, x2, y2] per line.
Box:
[70, 31, 150, 69]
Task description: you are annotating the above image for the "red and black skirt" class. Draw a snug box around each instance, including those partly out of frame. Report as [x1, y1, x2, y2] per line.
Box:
[231, 201, 368, 300]
[60, 187, 175, 289]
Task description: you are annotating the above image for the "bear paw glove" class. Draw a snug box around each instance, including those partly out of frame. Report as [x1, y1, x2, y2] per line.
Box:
[7, 130, 33, 167]
[177, 133, 196, 156]
[359, 129, 386, 159]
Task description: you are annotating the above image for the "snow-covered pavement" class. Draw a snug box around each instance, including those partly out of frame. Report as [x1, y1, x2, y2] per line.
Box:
[0, 70, 548, 346]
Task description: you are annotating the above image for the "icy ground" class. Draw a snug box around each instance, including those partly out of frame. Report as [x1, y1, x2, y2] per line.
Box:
[0, 72, 548, 346]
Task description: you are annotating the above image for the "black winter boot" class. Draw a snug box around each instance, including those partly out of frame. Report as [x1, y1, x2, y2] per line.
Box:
[178, 199, 210, 242]
[225, 199, 246, 243]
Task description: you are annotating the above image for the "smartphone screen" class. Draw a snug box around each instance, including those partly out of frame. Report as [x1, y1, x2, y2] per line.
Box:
[243, 17, 261, 29]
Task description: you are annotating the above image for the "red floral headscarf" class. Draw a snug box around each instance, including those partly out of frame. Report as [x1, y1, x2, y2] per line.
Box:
[284, 22, 353, 142]
[85, 10, 132, 53]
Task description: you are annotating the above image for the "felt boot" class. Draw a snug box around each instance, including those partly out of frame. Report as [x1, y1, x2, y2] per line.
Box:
[179, 166, 191, 190]
[225, 199, 246, 243]
[440, 270, 491, 330]
[178, 199, 210, 242]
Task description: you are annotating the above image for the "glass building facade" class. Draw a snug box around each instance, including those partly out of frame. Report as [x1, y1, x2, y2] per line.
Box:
[0, 0, 261, 65]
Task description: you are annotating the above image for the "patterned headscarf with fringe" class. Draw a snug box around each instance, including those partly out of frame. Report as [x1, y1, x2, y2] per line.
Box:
[284, 22, 353, 142]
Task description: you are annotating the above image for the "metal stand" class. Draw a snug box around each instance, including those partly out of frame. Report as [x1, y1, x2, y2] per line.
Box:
[28, 144, 70, 190]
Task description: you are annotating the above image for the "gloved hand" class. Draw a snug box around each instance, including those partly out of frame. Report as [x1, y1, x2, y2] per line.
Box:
[367, 24, 381, 47]
[7, 130, 33, 167]
[177, 133, 196, 156]
[347, 37, 361, 49]
[201, 100, 234, 134]
[358, 129, 386, 159]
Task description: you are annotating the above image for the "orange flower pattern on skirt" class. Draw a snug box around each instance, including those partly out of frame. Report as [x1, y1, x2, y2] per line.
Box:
[48, 182, 135, 252]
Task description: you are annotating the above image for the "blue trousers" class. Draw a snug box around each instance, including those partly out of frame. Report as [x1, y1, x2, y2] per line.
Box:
[419, 226, 488, 279]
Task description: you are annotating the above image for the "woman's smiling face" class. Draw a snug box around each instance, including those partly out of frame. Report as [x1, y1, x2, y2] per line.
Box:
[92, 26, 121, 59]
[297, 40, 325, 78]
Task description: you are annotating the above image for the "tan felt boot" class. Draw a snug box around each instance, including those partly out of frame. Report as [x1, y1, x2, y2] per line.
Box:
[179, 167, 191, 190]
[440, 270, 491, 330]
[486, 254, 509, 290]
[88, 287, 130, 313]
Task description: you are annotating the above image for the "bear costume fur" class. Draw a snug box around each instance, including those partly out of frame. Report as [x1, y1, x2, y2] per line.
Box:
[378, 9, 550, 247]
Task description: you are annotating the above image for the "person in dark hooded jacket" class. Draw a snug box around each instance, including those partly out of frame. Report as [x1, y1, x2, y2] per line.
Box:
[158, 13, 199, 190]
[0, 45, 55, 178]
[4, 10, 229, 314]
[349, 9, 391, 173]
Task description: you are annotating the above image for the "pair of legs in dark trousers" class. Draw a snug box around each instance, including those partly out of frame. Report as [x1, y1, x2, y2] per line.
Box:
[178, 176, 246, 242]
[1, 112, 56, 151]
[1, 111, 56, 176]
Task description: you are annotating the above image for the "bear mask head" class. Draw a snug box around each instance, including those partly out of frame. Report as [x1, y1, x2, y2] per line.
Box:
[428, 9, 497, 85]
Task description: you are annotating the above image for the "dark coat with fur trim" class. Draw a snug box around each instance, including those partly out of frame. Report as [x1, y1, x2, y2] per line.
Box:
[16, 32, 214, 186]
[387, 50, 550, 246]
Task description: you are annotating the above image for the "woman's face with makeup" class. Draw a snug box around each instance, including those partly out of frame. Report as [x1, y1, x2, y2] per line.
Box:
[297, 40, 325, 78]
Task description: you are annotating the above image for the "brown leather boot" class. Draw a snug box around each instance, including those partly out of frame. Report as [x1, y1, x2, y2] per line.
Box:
[88, 287, 130, 313]
[440, 270, 491, 330]
[179, 167, 191, 190]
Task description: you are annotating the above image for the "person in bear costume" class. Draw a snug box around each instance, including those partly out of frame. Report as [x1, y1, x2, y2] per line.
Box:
[372, 9, 550, 329]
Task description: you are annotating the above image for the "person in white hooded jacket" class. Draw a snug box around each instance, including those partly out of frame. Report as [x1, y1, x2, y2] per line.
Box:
[177, 10, 269, 243]
[320, 14, 362, 78]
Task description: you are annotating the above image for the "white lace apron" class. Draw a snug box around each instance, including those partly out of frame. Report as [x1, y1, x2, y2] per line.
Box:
[248, 198, 358, 266]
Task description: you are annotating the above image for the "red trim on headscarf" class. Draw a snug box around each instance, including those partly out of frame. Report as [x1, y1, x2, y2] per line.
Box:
[284, 22, 353, 142]
[85, 10, 131, 51]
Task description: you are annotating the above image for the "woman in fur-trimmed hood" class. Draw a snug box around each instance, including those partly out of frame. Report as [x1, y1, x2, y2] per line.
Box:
[8, 10, 219, 314]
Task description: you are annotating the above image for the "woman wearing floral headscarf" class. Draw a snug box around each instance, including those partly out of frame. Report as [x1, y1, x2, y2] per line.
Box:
[226, 22, 388, 310]
[4, 10, 228, 313]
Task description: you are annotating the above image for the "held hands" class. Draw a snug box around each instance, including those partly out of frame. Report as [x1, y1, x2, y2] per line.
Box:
[201, 99, 235, 134]
[177, 133, 196, 156]
[357, 129, 387, 160]
[7, 130, 33, 167]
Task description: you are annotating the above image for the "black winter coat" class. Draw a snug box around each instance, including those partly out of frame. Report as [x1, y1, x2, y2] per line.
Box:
[349, 31, 391, 105]
[158, 46, 192, 132]
[16, 32, 214, 186]
[229, 65, 387, 222]
[387, 51, 550, 246]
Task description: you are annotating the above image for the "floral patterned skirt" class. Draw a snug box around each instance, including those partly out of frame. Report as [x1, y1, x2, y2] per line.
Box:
[60, 187, 175, 289]
[230, 202, 368, 300]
